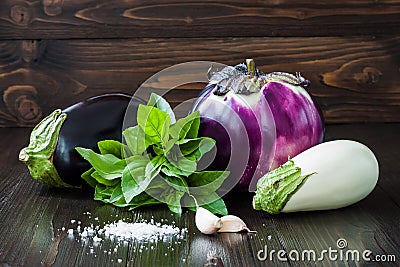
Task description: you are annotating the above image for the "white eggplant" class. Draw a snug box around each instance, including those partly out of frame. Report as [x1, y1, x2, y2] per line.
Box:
[253, 140, 379, 213]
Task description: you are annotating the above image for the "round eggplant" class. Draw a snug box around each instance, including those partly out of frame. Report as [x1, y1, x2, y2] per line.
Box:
[191, 59, 324, 191]
[19, 93, 144, 187]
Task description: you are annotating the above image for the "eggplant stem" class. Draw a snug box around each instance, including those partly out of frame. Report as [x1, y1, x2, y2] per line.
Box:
[246, 59, 256, 77]
[19, 109, 74, 188]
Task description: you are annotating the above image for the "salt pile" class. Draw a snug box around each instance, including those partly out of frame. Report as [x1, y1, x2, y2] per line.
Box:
[74, 219, 186, 242]
[101, 220, 183, 241]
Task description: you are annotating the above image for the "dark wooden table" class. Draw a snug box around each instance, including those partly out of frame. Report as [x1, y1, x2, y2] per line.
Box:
[1, 123, 399, 267]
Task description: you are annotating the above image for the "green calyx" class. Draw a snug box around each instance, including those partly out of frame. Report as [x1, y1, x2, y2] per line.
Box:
[252, 159, 314, 214]
[19, 109, 73, 188]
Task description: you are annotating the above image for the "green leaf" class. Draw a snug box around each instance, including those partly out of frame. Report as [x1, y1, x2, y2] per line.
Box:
[165, 176, 188, 192]
[121, 155, 149, 203]
[112, 197, 131, 208]
[163, 186, 185, 214]
[147, 93, 176, 124]
[167, 154, 197, 175]
[178, 137, 215, 158]
[98, 140, 123, 158]
[109, 184, 124, 203]
[128, 192, 163, 210]
[163, 160, 194, 177]
[186, 171, 229, 193]
[160, 166, 182, 178]
[170, 111, 200, 140]
[168, 204, 182, 214]
[144, 178, 185, 213]
[181, 193, 227, 215]
[201, 196, 228, 216]
[137, 105, 170, 146]
[164, 138, 179, 154]
[94, 184, 114, 201]
[81, 167, 97, 188]
[145, 155, 166, 181]
[75, 147, 126, 178]
[153, 145, 165, 156]
[122, 125, 148, 156]
[91, 171, 120, 186]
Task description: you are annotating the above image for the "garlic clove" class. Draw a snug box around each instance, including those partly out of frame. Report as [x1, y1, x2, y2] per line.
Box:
[217, 215, 256, 233]
[195, 206, 222, 235]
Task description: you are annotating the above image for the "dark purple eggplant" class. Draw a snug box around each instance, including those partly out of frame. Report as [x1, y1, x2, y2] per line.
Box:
[19, 93, 144, 187]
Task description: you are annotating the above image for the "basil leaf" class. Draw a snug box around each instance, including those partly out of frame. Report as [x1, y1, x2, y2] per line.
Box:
[167, 155, 197, 175]
[122, 126, 147, 156]
[182, 192, 227, 215]
[121, 155, 149, 203]
[145, 155, 166, 181]
[165, 176, 188, 192]
[81, 167, 97, 188]
[186, 171, 230, 194]
[91, 171, 120, 186]
[94, 184, 113, 201]
[98, 140, 123, 158]
[75, 147, 126, 177]
[178, 137, 215, 158]
[168, 203, 182, 214]
[163, 185, 185, 214]
[128, 192, 163, 210]
[160, 166, 182, 178]
[170, 111, 200, 140]
[164, 138, 179, 154]
[112, 195, 131, 207]
[109, 184, 124, 203]
[145, 178, 185, 213]
[153, 144, 164, 156]
[147, 93, 176, 124]
[201, 196, 228, 216]
[137, 105, 170, 146]
[163, 161, 194, 177]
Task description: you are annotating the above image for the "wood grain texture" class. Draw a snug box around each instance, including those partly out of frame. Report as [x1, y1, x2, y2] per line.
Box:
[0, 0, 399, 39]
[0, 36, 399, 126]
[0, 124, 399, 266]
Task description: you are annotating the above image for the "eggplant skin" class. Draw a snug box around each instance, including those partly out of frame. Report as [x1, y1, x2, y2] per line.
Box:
[192, 82, 324, 192]
[53, 93, 143, 186]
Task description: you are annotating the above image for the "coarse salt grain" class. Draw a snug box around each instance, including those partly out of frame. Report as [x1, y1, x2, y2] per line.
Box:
[101, 220, 182, 241]
[93, 236, 102, 243]
[64, 216, 186, 262]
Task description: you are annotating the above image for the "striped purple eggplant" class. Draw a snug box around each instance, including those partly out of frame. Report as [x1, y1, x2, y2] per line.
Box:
[191, 59, 324, 191]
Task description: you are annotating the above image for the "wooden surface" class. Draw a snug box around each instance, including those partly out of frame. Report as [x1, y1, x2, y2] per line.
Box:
[1, 0, 400, 39]
[1, 123, 399, 266]
[0, 1, 400, 126]
[0, 36, 399, 126]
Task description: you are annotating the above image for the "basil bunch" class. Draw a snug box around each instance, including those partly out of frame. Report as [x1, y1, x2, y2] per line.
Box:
[76, 93, 229, 215]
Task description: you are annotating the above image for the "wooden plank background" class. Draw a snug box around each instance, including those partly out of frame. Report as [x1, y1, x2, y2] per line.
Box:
[0, 0, 399, 127]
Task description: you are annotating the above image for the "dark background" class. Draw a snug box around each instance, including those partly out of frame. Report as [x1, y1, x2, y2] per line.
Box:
[0, 1, 399, 266]
[0, 0, 399, 127]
